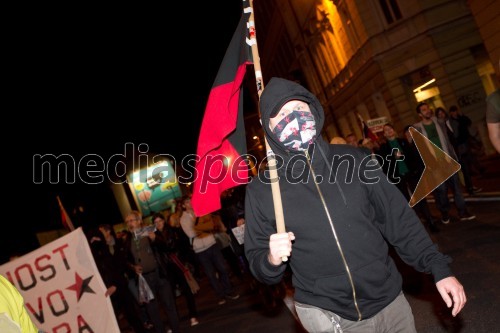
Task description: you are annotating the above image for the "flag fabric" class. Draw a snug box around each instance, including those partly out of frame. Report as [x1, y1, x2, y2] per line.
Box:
[57, 195, 75, 231]
[356, 113, 378, 142]
[191, 5, 253, 217]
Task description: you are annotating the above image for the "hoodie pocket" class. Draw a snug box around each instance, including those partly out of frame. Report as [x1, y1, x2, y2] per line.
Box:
[313, 260, 393, 304]
[313, 273, 352, 305]
[352, 260, 393, 301]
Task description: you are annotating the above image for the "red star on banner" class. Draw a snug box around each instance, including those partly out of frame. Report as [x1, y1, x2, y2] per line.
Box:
[66, 272, 95, 301]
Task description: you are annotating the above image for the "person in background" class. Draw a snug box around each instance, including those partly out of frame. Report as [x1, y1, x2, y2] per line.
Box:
[435, 107, 449, 126]
[244, 78, 465, 333]
[435, 107, 456, 149]
[360, 137, 379, 157]
[330, 136, 347, 144]
[486, 88, 500, 153]
[466, 122, 487, 176]
[210, 211, 245, 281]
[403, 125, 440, 233]
[378, 123, 438, 232]
[435, 105, 484, 178]
[152, 212, 200, 327]
[124, 210, 181, 333]
[169, 201, 200, 279]
[220, 187, 249, 277]
[344, 133, 359, 147]
[179, 196, 240, 306]
[0, 274, 40, 333]
[447, 105, 482, 195]
[413, 102, 476, 224]
[88, 226, 146, 333]
[113, 227, 155, 330]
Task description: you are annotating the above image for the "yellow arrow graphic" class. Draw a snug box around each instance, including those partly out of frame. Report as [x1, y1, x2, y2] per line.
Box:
[408, 127, 461, 207]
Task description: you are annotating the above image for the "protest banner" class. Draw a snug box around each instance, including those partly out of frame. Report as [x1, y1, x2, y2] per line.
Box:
[0, 228, 120, 333]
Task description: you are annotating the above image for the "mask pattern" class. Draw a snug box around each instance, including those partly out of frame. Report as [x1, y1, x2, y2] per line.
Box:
[272, 110, 316, 151]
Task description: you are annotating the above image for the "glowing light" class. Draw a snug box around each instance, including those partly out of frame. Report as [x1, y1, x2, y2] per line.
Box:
[413, 78, 436, 92]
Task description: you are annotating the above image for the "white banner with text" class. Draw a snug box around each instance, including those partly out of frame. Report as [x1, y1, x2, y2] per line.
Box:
[0, 228, 120, 333]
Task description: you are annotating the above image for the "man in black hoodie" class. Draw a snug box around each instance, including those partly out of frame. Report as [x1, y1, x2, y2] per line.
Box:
[244, 78, 466, 332]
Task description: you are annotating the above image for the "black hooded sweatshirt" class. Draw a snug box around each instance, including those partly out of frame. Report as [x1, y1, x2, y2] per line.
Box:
[244, 77, 452, 321]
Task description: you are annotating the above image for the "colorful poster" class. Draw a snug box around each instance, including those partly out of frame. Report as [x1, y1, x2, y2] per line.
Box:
[0, 228, 120, 333]
[128, 160, 182, 216]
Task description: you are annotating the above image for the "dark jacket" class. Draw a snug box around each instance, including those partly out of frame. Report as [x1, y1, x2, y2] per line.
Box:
[124, 230, 171, 282]
[89, 233, 129, 291]
[448, 115, 472, 146]
[378, 137, 422, 180]
[153, 227, 177, 256]
[244, 77, 452, 321]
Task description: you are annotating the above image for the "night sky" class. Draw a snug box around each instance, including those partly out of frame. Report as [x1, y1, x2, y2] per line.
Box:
[5, 1, 244, 263]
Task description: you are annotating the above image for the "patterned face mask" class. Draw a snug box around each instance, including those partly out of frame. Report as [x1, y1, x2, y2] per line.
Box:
[272, 110, 316, 151]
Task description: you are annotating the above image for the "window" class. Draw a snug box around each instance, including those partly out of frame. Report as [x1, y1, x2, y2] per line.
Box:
[379, 0, 402, 24]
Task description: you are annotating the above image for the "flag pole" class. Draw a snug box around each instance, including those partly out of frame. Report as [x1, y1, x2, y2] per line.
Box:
[355, 112, 367, 139]
[248, 0, 288, 261]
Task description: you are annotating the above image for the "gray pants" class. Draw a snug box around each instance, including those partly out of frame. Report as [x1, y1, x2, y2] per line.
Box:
[295, 292, 416, 333]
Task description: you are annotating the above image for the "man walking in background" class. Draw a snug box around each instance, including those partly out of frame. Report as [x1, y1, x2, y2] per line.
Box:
[447, 105, 482, 195]
[413, 102, 476, 224]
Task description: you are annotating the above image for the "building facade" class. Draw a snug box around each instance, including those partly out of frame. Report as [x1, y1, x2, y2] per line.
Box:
[253, 0, 499, 154]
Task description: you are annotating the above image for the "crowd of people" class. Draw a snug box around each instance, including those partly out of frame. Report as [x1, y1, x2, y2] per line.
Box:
[86, 191, 249, 333]
[86, 89, 491, 333]
[6, 84, 496, 333]
[329, 101, 486, 229]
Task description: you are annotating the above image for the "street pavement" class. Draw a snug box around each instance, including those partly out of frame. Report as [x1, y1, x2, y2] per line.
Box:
[404, 154, 500, 332]
[404, 199, 500, 333]
[123, 155, 500, 333]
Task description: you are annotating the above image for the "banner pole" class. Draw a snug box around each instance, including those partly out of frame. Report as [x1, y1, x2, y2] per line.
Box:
[248, 0, 288, 261]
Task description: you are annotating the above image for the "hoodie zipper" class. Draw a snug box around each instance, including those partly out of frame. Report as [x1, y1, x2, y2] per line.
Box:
[304, 150, 362, 321]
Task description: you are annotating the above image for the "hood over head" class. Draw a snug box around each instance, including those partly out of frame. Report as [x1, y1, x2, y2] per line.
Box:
[260, 77, 325, 155]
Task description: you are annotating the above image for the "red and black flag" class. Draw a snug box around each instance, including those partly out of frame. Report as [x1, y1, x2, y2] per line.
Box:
[356, 112, 378, 142]
[191, 5, 253, 217]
